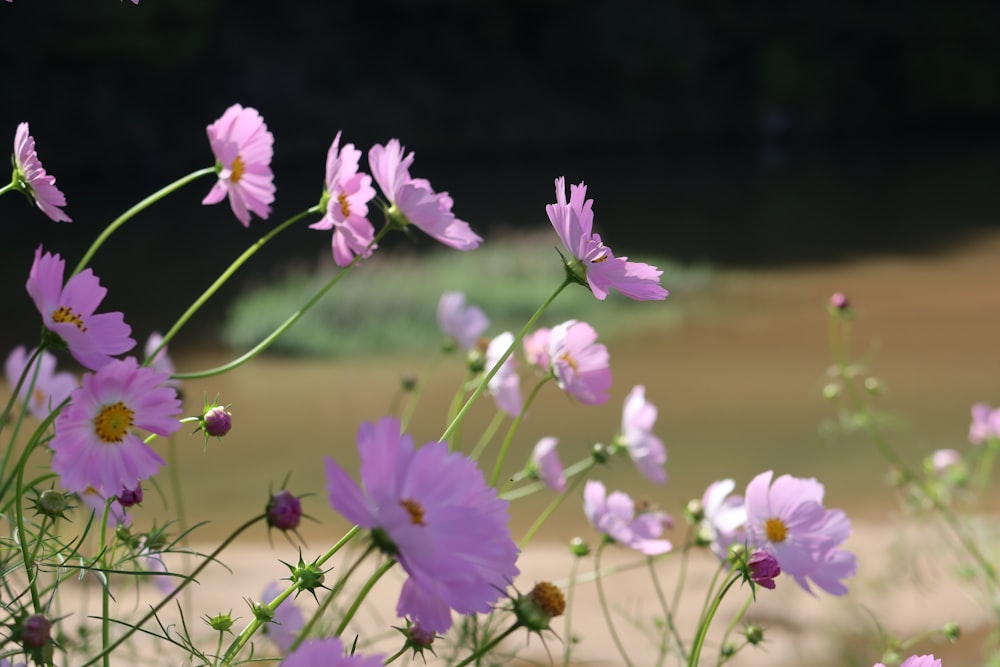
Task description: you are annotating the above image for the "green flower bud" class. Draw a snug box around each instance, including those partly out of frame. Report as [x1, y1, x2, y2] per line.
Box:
[569, 537, 590, 558]
[203, 612, 235, 633]
[744, 624, 764, 645]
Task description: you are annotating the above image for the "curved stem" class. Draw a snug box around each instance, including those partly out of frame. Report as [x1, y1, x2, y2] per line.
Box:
[0, 345, 44, 444]
[688, 573, 741, 667]
[334, 558, 395, 636]
[73, 167, 216, 275]
[519, 467, 585, 549]
[451, 623, 519, 667]
[648, 557, 687, 662]
[718, 592, 753, 654]
[561, 554, 581, 667]
[0, 181, 16, 197]
[595, 543, 634, 667]
[439, 277, 570, 444]
[489, 377, 548, 487]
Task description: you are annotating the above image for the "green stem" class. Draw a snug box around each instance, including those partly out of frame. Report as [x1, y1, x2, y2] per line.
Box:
[443, 370, 473, 449]
[718, 592, 753, 655]
[439, 277, 570, 444]
[0, 181, 16, 197]
[72, 167, 216, 275]
[594, 543, 635, 667]
[469, 411, 506, 462]
[451, 623, 520, 667]
[80, 515, 266, 667]
[502, 454, 596, 502]
[166, 435, 192, 613]
[519, 468, 585, 549]
[334, 559, 395, 636]
[648, 557, 687, 662]
[688, 573, 741, 667]
[671, 530, 694, 613]
[488, 377, 548, 487]
[561, 554, 581, 667]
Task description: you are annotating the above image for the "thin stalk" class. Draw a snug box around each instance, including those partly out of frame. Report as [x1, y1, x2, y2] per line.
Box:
[648, 557, 687, 662]
[488, 377, 548, 487]
[718, 593, 753, 657]
[0, 181, 16, 196]
[687, 573, 740, 667]
[561, 554, 581, 667]
[594, 543, 634, 667]
[334, 559, 395, 636]
[519, 469, 585, 549]
[451, 623, 520, 667]
[0, 346, 44, 445]
[469, 411, 506, 462]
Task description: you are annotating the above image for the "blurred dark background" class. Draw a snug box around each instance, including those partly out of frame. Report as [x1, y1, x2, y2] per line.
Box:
[1, 0, 999, 349]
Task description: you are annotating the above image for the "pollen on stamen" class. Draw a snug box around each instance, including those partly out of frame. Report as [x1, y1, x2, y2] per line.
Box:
[230, 155, 246, 184]
[52, 305, 87, 332]
[765, 517, 788, 543]
[558, 352, 579, 373]
[400, 498, 426, 526]
[337, 192, 351, 218]
[93, 401, 135, 443]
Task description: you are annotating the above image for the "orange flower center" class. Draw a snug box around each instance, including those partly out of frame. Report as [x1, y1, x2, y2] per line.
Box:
[52, 305, 87, 331]
[400, 498, 426, 526]
[93, 401, 135, 443]
[558, 352, 579, 373]
[765, 517, 788, 543]
[337, 192, 351, 218]
[231, 155, 245, 184]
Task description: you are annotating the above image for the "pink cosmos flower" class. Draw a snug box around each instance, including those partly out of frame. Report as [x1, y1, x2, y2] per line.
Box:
[619, 385, 667, 483]
[930, 448, 963, 477]
[700, 478, 747, 560]
[744, 470, 856, 596]
[583, 480, 672, 556]
[531, 437, 566, 492]
[369, 139, 482, 250]
[486, 332, 522, 416]
[969, 402, 1000, 445]
[12, 123, 71, 222]
[144, 332, 179, 391]
[437, 291, 489, 351]
[326, 417, 519, 634]
[545, 177, 667, 301]
[202, 104, 275, 226]
[4, 346, 77, 421]
[281, 637, 384, 667]
[875, 656, 942, 667]
[523, 327, 551, 371]
[51, 357, 182, 494]
[309, 132, 377, 266]
[262, 581, 305, 654]
[548, 320, 611, 405]
[27, 246, 135, 371]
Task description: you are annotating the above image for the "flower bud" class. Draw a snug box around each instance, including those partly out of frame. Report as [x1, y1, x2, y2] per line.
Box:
[266, 490, 302, 532]
[744, 624, 764, 645]
[829, 292, 849, 310]
[204, 612, 235, 633]
[943, 621, 961, 641]
[117, 483, 143, 508]
[33, 489, 71, 520]
[746, 550, 781, 590]
[569, 537, 590, 558]
[513, 582, 565, 632]
[20, 614, 50, 649]
[683, 498, 705, 524]
[203, 405, 232, 438]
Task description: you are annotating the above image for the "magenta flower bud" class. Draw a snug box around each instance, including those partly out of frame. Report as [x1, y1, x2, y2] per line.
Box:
[21, 614, 51, 649]
[747, 550, 781, 589]
[204, 405, 232, 438]
[117, 483, 143, 508]
[266, 490, 302, 532]
[829, 292, 849, 310]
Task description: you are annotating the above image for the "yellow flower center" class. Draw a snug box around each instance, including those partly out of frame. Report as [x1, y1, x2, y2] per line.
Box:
[528, 581, 566, 617]
[558, 352, 579, 373]
[337, 192, 351, 218]
[93, 401, 135, 443]
[52, 305, 87, 331]
[400, 498, 426, 526]
[230, 155, 245, 184]
[32, 388, 46, 410]
[765, 517, 788, 543]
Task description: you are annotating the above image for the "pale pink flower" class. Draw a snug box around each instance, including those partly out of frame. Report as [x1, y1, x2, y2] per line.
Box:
[309, 132, 377, 266]
[969, 402, 1000, 445]
[620, 385, 667, 483]
[486, 332, 522, 416]
[12, 123, 71, 222]
[4, 346, 77, 421]
[437, 291, 489, 351]
[700, 478, 747, 559]
[875, 656, 942, 667]
[531, 437, 566, 492]
[546, 177, 667, 301]
[930, 448, 963, 477]
[369, 139, 482, 250]
[202, 104, 275, 226]
[522, 327, 551, 371]
[584, 480, 672, 555]
[548, 320, 611, 405]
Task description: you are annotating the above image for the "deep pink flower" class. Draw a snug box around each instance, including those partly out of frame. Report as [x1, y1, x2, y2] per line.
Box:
[486, 332, 522, 416]
[281, 637, 384, 667]
[969, 402, 1000, 445]
[523, 327, 551, 371]
[746, 550, 781, 589]
[875, 656, 942, 667]
[545, 177, 667, 301]
[531, 437, 566, 492]
[27, 246, 135, 370]
[309, 132, 377, 266]
[262, 581, 305, 654]
[51, 357, 182, 494]
[369, 139, 482, 250]
[326, 417, 519, 633]
[12, 123, 71, 222]
[437, 291, 489, 351]
[548, 320, 611, 405]
[583, 480, 672, 556]
[700, 478, 747, 560]
[4, 346, 77, 421]
[620, 385, 667, 483]
[744, 470, 855, 596]
[202, 104, 275, 226]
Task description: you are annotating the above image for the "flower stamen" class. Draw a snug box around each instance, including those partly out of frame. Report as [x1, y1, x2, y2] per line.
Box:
[765, 517, 788, 543]
[52, 305, 87, 331]
[337, 192, 351, 218]
[400, 498, 426, 526]
[93, 401, 135, 443]
[230, 155, 245, 184]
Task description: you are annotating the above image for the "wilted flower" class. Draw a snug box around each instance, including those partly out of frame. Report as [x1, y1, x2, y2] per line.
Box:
[309, 131, 377, 266]
[485, 332, 522, 416]
[11, 122, 71, 222]
[202, 104, 275, 226]
[549, 320, 611, 405]
[531, 437, 567, 492]
[281, 637, 384, 667]
[619, 385, 667, 483]
[326, 417, 519, 633]
[27, 246, 134, 370]
[546, 177, 667, 301]
[369, 139, 482, 250]
[437, 292, 489, 351]
[4, 346, 77, 421]
[51, 357, 182, 494]
[583, 480, 672, 556]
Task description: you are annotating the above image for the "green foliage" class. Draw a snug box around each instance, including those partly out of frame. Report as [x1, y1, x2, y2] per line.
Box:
[221, 235, 709, 358]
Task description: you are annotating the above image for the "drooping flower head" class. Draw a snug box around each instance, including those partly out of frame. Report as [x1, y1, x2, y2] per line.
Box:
[326, 417, 519, 634]
[531, 437, 567, 492]
[4, 346, 77, 421]
[618, 385, 667, 483]
[744, 470, 856, 596]
[548, 320, 611, 405]
[262, 581, 305, 654]
[281, 637, 384, 667]
[969, 402, 1000, 445]
[202, 104, 275, 226]
[369, 139, 482, 250]
[26, 246, 135, 370]
[485, 332, 522, 416]
[437, 291, 489, 351]
[699, 478, 747, 560]
[51, 357, 182, 494]
[545, 177, 667, 301]
[583, 480, 672, 556]
[309, 131, 377, 266]
[11, 123, 71, 222]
